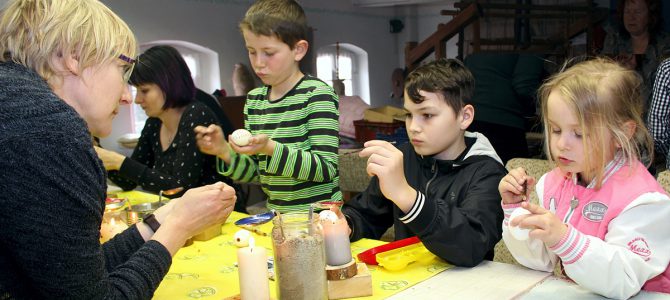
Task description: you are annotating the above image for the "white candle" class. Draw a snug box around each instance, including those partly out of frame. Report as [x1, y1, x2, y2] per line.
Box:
[320, 211, 353, 266]
[237, 237, 270, 300]
[100, 216, 128, 243]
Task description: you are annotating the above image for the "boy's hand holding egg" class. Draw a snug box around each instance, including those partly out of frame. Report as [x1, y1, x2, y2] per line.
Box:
[231, 129, 252, 147]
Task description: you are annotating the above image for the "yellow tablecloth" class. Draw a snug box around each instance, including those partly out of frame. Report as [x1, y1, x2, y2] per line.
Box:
[120, 192, 452, 299]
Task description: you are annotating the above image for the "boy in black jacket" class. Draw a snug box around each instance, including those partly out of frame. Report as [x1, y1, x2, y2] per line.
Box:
[342, 59, 506, 267]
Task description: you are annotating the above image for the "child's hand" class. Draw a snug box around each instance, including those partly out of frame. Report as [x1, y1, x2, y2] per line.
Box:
[512, 201, 568, 247]
[195, 124, 229, 159]
[359, 140, 416, 213]
[499, 167, 535, 204]
[229, 133, 276, 156]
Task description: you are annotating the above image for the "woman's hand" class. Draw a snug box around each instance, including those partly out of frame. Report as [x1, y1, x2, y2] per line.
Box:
[94, 146, 125, 171]
[195, 125, 230, 162]
[499, 167, 535, 204]
[151, 182, 236, 255]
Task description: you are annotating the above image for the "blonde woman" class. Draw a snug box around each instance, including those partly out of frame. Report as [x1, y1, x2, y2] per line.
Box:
[0, 0, 235, 298]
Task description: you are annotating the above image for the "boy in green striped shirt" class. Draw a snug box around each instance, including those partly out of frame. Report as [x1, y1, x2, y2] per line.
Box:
[195, 0, 340, 212]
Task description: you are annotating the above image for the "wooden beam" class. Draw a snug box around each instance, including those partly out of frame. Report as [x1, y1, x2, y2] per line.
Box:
[476, 38, 561, 46]
[454, 2, 592, 12]
[484, 13, 589, 19]
[472, 19, 480, 53]
[405, 41, 418, 71]
[441, 9, 459, 16]
[406, 3, 480, 69]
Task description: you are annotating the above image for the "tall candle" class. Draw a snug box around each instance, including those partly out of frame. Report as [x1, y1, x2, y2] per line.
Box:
[100, 216, 128, 243]
[237, 237, 270, 300]
[320, 210, 353, 266]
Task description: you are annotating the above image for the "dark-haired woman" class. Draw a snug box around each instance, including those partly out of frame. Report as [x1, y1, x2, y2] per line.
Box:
[602, 0, 669, 114]
[96, 45, 234, 200]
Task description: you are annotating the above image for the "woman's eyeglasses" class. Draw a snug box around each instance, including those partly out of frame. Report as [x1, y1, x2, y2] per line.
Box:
[118, 54, 136, 82]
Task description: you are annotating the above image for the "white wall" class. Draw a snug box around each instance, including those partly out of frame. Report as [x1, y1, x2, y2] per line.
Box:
[0, 0, 615, 152]
[101, 0, 400, 107]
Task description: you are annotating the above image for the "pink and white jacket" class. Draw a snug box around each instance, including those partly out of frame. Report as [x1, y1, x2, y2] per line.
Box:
[502, 155, 670, 299]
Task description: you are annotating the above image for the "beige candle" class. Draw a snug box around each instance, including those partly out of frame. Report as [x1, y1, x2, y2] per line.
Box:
[237, 237, 270, 300]
[320, 210, 353, 266]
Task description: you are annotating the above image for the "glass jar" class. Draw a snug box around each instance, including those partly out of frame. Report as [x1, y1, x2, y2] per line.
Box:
[271, 212, 327, 300]
[101, 198, 129, 243]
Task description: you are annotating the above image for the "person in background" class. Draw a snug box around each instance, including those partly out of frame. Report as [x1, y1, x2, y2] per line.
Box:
[196, 88, 235, 137]
[648, 58, 670, 171]
[465, 53, 545, 163]
[96, 45, 241, 208]
[500, 58, 670, 299]
[0, 0, 236, 298]
[342, 59, 506, 267]
[601, 0, 669, 115]
[196, 0, 341, 212]
[232, 62, 257, 96]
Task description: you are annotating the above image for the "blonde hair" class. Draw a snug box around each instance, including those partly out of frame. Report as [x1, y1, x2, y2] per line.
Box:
[0, 0, 137, 81]
[539, 58, 653, 188]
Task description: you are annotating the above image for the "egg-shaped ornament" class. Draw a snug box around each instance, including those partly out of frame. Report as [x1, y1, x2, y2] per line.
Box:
[233, 229, 252, 247]
[508, 207, 532, 241]
[231, 129, 252, 146]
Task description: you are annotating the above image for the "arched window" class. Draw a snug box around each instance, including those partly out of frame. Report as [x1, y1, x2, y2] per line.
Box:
[316, 43, 370, 104]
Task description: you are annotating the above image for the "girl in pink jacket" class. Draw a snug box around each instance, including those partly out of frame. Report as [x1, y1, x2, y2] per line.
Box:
[499, 58, 670, 299]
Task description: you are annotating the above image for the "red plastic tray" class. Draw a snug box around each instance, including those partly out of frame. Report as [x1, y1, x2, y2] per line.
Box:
[356, 236, 421, 265]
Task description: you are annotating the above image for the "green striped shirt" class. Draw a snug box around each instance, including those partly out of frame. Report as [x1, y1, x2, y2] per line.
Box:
[218, 75, 341, 212]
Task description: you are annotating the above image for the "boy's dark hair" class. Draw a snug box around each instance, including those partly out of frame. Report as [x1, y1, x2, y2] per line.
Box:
[239, 0, 308, 49]
[404, 58, 474, 113]
[129, 45, 195, 109]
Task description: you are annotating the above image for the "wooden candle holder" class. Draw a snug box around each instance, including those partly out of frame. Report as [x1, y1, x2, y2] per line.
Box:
[327, 263, 372, 299]
[326, 258, 358, 280]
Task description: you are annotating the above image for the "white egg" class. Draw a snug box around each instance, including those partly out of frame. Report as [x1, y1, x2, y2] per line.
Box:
[319, 210, 338, 223]
[508, 207, 532, 241]
[231, 129, 252, 146]
[233, 229, 252, 247]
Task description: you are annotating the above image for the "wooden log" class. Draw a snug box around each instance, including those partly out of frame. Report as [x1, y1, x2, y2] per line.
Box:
[327, 263, 373, 300]
[326, 259, 358, 280]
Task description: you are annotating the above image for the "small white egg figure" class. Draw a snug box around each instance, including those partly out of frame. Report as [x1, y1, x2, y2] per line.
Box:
[508, 207, 532, 240]
[231, 129, 252, 146]
[319, 210, 338, 223]
[233, 229, 251, 247]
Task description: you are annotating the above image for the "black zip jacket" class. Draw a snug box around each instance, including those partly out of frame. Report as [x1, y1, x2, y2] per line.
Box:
[343, 132, 506, 267]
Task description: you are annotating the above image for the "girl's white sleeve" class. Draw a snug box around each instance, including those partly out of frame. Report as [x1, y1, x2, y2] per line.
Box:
[551, 192, 670, 299]
[501, 174, 559, 272]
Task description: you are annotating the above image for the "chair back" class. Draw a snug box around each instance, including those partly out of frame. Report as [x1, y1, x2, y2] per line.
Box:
[494, 158, 554, 269]
[656, 170, 670, 195]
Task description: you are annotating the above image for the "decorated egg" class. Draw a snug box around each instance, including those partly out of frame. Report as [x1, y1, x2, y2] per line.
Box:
[508, 207, 532, 241]
[233, 229, 252, 247]
[231, 129, 252, 147]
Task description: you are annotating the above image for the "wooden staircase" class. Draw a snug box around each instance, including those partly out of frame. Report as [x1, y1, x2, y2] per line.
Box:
[405, 0, 609, 71]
